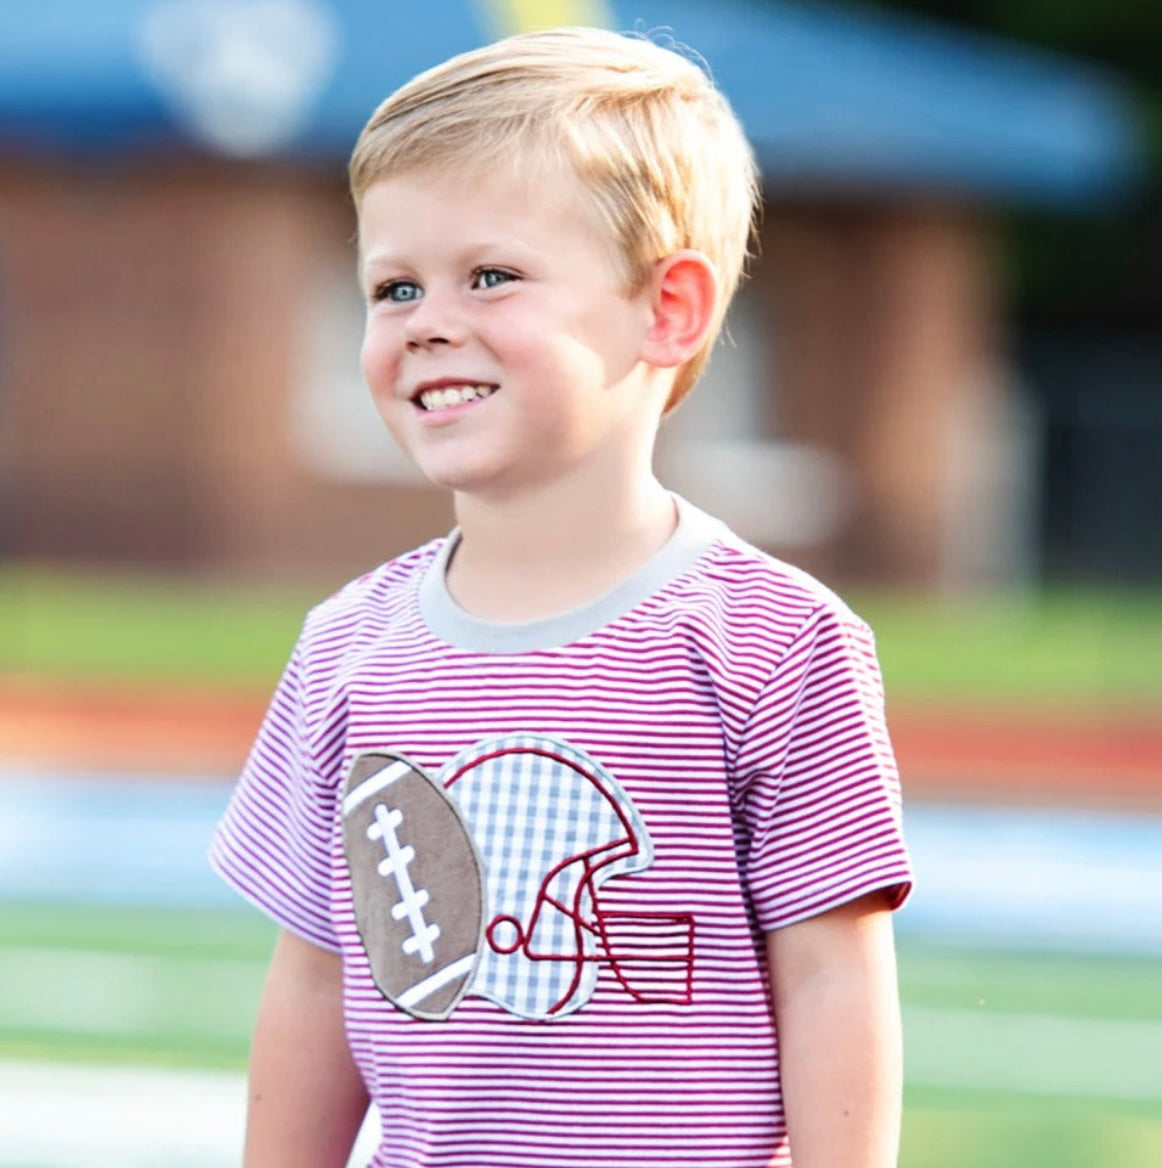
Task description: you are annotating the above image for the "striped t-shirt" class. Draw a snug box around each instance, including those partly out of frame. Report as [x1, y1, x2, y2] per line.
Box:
[211, 498, 912, 1168]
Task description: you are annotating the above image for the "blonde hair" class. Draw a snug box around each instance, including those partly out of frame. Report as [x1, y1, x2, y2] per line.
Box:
[349, 26, 760, 410]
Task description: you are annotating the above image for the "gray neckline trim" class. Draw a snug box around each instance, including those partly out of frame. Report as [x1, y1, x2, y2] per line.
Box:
[418, 495, 726, 653]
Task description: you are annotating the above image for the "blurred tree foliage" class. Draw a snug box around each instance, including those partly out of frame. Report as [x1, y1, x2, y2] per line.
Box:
[826, 1, 1160, 327]
[859, 1, 1162, 583]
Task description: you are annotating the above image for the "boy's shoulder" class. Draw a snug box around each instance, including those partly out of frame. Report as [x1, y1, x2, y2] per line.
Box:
[677, 525, 882, 708]
[298, 535, 446, 643]
[683, 512, 865, 634]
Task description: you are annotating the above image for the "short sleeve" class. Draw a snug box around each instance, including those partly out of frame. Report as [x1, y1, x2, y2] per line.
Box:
[733, 605, 912, 932]
[209, 641, 341, 951]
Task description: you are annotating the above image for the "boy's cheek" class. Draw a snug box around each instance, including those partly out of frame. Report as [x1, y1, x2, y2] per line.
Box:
[360, 337, 399, 398]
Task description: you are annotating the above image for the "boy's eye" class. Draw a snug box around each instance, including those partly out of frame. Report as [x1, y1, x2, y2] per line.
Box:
[472, 267, 516, 290]
[375, 279, 422, 304]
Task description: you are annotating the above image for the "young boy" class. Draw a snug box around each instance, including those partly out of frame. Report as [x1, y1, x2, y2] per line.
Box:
[211, 26, 912, 1168]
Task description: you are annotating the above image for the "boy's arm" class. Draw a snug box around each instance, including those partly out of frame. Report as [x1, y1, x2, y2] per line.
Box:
[244, 929, 370, 1168]
[765, 890, 903, 1168]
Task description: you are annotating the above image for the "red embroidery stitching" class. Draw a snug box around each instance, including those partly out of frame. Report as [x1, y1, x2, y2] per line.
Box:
[446, 745, 696, 1011]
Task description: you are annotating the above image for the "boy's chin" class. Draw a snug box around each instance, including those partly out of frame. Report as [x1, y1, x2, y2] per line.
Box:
[423, 465, 561, 505]
[413, 459, 517, 498]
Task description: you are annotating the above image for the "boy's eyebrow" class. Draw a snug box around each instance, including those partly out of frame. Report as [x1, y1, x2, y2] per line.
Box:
[360, 237, 536, 274]
[360, 245, 409, 269]
[359, 249, 404, 277]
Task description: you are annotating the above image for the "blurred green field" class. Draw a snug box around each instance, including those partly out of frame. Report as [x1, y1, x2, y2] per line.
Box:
[2, 901, 1160, 1168]
[3, 567, 1160, 1164]
[2, 565, 1162, 707]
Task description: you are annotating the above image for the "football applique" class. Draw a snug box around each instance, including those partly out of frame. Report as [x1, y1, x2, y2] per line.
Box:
[341, 751, 484, 1021]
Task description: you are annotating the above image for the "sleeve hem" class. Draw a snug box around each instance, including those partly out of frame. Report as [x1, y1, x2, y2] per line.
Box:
[758, 870, 913, 934]
[208, 848, 342, 955]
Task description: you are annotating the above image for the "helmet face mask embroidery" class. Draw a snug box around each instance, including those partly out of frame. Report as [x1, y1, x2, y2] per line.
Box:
[341, 735, 696, 1022]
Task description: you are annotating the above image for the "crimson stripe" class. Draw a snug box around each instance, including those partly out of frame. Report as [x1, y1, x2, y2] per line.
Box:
[211, 533, 911, 1167]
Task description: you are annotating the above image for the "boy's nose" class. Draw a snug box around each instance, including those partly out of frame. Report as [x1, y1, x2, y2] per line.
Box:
[404, 291, 467, 349]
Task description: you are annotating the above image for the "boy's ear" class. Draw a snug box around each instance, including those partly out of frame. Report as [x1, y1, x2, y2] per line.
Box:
[640, 250, 719, 369]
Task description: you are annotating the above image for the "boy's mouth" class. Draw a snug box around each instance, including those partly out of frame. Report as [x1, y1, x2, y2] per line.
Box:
[414, 383, 498, 412]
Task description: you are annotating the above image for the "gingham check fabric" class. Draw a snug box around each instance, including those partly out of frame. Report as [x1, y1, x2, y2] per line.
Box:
[445, 733, 653, 1019]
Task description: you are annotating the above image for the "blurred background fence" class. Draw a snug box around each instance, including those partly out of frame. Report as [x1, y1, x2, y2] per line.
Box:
[0, 2, 1159, 1166]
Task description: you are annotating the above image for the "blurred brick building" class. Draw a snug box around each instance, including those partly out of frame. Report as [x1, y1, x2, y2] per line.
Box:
[0, 0, 1141, 587]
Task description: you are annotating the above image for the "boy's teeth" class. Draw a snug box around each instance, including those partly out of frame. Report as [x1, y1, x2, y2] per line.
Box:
[419, 384, 496, 412]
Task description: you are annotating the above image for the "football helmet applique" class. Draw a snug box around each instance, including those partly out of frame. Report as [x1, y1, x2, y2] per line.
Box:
[341, 734, 695, 1022]
[444, 733, 695, 1020]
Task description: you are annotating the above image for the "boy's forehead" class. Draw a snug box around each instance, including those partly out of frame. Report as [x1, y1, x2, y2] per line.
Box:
[357, 174, 534, 262]
[356, 163, 619, 263]
[360, 157, 574, 216]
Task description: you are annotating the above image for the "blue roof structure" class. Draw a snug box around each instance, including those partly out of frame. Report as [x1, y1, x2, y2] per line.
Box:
[0, 0, 1144, 205]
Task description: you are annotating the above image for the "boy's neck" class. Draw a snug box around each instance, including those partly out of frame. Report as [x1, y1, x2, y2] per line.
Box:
[445, 475, 677, 624]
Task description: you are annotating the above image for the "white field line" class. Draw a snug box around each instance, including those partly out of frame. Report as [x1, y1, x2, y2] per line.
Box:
[904, 1006, 1162, 1101]
[0, 947, 265, 1038]
[4, 944, 1162, 1107]
[2, 1006, 1161, 1167]
[0, 1061, 380, 1168]
[3, 937, 1162, 1109]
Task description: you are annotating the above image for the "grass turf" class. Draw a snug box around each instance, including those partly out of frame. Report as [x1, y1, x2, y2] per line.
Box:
[2, 565, 1161, 708]
[2, 902, 1160, 1168]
